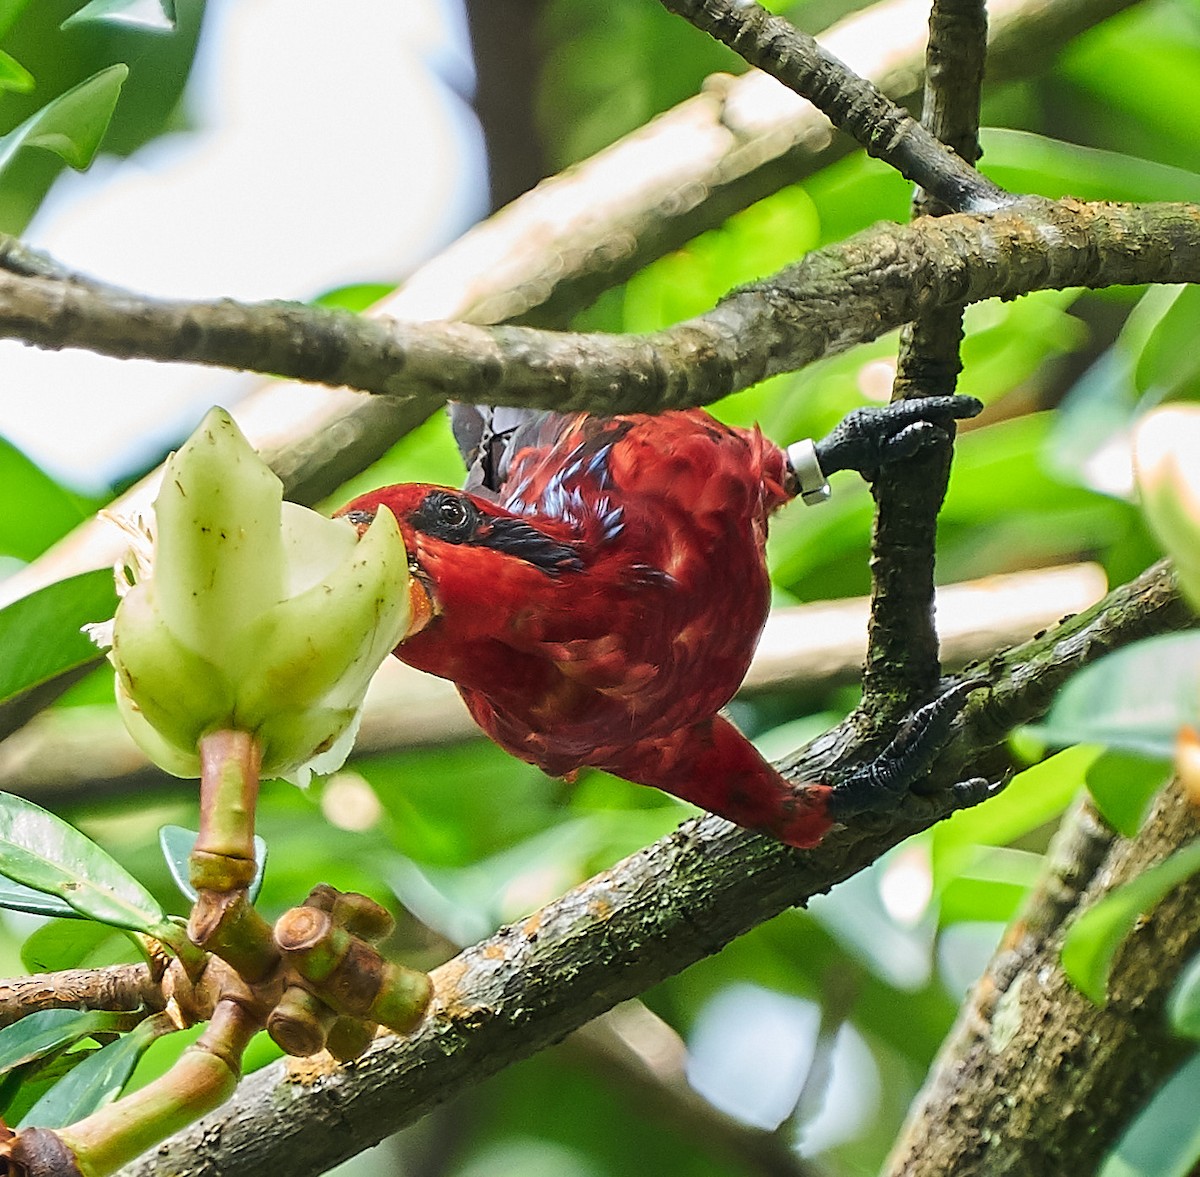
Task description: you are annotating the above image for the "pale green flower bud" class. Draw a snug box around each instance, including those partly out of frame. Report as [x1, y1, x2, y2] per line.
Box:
[89, 407, 411, 785]
[1133, 404, 1200, 610]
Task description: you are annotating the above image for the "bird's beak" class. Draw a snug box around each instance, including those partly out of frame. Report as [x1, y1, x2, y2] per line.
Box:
[404, 574, 435, 639]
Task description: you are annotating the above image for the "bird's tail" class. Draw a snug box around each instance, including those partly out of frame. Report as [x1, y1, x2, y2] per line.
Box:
[604, 714, 836, 849]
[604, 680, 984, 849]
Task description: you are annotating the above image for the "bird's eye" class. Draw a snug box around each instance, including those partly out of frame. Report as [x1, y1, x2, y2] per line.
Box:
[437, 497, 469, 528]
[419, 490, 478, 542]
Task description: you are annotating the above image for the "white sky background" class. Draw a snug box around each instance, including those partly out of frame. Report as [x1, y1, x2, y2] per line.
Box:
[0, 0, 485, 492]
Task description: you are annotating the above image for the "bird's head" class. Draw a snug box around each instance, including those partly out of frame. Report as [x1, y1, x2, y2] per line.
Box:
[337, 483, 583, 646]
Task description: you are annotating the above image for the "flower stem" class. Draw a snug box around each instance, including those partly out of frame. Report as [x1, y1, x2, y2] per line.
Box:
[191, 730, 261, 893]
[187, 731, 279, 981]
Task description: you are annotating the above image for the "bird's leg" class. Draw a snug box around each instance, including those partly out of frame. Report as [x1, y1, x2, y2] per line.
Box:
[787, 394, 983, 501]
[826, 679, 996, 822]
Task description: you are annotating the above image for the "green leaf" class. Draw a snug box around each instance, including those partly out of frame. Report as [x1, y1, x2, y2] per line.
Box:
[0, 437, 95, 562]
[0, 49, 33, 94]
[313, 282, 395, 313]
[1167, 952, 1200, 1041]
[158, 825, 267, 904]
[1045, 349, 1137, 493]
[1098, 1052, 1200, 1177]
[18, 1019, 158, 1129]
[1062, 20, 1200, 164]
[0, 791, 167, 934]
[938, 873, 1030, 927]
[0, 874, 77, 920]
[0, 1045, 99, 1125]
[1031, 633, 1200, 759]
[931, 746, 1094, 885]
[0, 64, 129, 180]
[0, 0, 34, 39]
[1134, 285, 1200, 401]
[0, 570, 113, 708]
[1085, 752, 1170, 837]
[1061, 840, 1200, 1005]
[1046, 283, 1200, 500]
[61, 0, 175, 31]
[21, 918, 135, 973]
[0, 1009, 127, 1075]
[0, 1065, 25, 1117]
[980, 129, 1200, 204]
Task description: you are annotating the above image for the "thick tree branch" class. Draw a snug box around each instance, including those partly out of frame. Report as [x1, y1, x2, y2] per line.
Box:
[0, 965, 162, 1028]
[884, 780, 1200, 1175]
[914, 0, 990, 177]
[118, 561, 1192, 1177]
[658, 0, 1008, 212]
[2, 200, 1199, 424]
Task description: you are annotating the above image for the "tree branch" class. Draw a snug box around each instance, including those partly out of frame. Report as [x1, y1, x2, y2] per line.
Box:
[0, 965, 162, 1029]
[118, 561, 1192, 1177]
[657, 0, 1008, 212]
[2, 200, 1198, 425]
[862, 0, 990, 716]
[884, 780, 1200, 1175]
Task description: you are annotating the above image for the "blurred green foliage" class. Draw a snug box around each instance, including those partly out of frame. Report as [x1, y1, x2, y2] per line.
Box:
[0, 0, 201, 232]
[2, 0, 1200, 1173]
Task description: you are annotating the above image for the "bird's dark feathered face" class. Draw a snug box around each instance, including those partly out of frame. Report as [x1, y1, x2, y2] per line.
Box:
[338, 483, 583, 644]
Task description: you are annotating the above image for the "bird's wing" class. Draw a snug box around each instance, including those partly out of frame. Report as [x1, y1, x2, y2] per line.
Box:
[450, 404, 573, 498]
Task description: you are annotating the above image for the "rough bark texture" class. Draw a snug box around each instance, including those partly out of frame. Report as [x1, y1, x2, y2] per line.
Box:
[0, 965, 160, 1028]
[2, 201, 1199, 424]
[885, 783, 1200, 1176]
[658, 0, 1008, 210]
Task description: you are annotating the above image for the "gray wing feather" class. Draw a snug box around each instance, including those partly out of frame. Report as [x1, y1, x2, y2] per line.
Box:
[450, 403, 569, 496]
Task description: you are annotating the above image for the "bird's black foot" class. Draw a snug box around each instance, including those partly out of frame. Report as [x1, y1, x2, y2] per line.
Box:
[828, 679, 989, 822]
[811, 395, 983, 483]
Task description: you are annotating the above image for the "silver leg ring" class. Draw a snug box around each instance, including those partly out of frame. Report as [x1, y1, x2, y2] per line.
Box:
[786, 438, 831, 506]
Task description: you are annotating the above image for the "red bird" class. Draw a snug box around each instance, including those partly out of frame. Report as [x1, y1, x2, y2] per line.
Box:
[341, 397, 981, 848]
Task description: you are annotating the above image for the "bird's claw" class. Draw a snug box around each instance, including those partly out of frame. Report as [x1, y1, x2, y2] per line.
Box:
[895, 773, 1007, 826]
[812, 394, 982, 481]
[827, 679, 987, 821]
[880, 419, 938, 463]
[949, 774, 1006, 808]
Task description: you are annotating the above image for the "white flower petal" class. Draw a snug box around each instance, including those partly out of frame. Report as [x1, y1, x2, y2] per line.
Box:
[153, 407, 286, 667]
[279, 709, 364, 789]
[278, 502, 359, 598]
